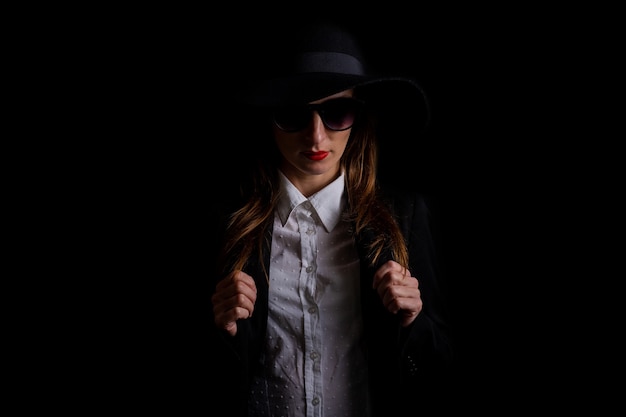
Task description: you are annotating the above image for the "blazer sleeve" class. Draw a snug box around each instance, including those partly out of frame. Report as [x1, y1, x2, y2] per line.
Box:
[367, 187, 455, 412]
[396, 189, 454, 390]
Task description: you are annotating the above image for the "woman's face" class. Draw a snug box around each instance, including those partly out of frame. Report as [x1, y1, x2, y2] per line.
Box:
[272, 89, 355, 196]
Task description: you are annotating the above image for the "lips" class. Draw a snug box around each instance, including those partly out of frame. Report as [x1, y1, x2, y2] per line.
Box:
[304, 151, 329, 161]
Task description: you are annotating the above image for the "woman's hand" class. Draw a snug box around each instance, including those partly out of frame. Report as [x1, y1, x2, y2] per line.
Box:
[372, 260, 422, 327]
[211, 270, 257, 336]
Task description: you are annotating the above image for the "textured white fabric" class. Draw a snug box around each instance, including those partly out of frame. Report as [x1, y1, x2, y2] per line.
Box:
[249, 171, 369, 417]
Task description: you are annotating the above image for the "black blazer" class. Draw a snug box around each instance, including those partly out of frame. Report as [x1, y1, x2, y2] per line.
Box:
[208, 186, 453, 416]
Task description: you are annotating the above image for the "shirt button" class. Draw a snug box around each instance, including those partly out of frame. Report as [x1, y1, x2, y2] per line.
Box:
[306, 227, 314, 235]
[306, 265, 313, 273]
[308, 306, 317, 314]
[312, 397, 320, 406]
[310, 351, 319, 360]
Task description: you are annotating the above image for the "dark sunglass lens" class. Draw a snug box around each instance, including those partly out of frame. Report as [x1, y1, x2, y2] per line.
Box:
[273, 107, 310, 132]
[273, 99, 361, 132]
[321, 99, 359, 130]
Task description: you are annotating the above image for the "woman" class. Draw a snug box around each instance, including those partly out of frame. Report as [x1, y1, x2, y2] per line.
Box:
[209, 20, 453, 417]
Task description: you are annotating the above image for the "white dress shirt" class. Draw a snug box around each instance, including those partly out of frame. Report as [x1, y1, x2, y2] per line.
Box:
[249, 171, 370, 417]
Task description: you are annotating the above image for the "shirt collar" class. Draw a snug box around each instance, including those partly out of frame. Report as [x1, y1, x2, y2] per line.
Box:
[276, 171, 347, 232]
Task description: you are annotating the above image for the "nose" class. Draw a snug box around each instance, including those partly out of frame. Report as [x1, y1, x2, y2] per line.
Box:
[307, 111, 327, 143]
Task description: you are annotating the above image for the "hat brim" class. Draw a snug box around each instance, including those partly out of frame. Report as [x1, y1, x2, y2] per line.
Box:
[239, 73, 425, 107]
[238, 73, 431, 129]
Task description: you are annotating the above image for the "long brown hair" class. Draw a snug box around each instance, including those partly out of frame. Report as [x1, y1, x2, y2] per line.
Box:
[218, 98, 409, 279]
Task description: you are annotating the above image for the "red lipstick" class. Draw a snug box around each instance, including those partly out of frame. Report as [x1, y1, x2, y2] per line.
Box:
[304, 151, 329, 161]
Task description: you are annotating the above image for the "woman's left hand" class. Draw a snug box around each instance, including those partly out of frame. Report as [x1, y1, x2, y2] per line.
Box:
[372, 260, 422, 327]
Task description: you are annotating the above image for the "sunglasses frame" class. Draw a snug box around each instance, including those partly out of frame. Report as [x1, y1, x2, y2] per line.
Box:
[272, 97, 364, 133]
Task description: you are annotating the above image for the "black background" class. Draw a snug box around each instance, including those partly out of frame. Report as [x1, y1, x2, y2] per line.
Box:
[48, 4, 606, 414]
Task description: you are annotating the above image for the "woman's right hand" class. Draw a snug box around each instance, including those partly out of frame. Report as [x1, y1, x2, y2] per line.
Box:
[211, 270, 258, 336]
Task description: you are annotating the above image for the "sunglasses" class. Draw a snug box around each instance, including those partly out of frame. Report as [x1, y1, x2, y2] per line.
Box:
[272, 97, 364, 132]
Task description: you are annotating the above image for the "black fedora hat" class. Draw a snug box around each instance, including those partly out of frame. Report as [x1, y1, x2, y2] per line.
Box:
[236, 21, 431, 129]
